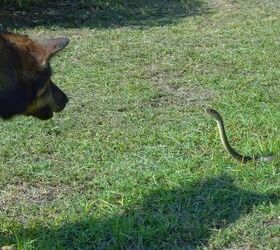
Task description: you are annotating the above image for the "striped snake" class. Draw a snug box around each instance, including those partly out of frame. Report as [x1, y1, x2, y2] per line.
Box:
[206, 108, 274, 163]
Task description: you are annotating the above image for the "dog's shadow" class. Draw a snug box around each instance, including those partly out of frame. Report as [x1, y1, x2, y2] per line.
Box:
[1, 174, 278, 248]
[1, 0, 207, 29]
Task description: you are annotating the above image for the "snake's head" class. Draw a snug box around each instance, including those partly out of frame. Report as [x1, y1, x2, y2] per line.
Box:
[205, 108, 223, 120]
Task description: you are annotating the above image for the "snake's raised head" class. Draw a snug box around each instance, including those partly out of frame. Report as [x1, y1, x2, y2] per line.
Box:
[205, 108, 223, 120]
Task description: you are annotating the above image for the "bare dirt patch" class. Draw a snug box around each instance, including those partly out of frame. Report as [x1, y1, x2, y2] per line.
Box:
[148, 68, 213, 108]
[0, 181, 69, 211]
[149, 84, 213, 108]
[209, 0, 237, 10]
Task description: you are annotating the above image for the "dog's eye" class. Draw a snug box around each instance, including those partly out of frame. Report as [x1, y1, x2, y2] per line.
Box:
[37, 84, 49, 97]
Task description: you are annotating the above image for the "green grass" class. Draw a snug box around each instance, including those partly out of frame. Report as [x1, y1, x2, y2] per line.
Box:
[1, 0, 280, 249]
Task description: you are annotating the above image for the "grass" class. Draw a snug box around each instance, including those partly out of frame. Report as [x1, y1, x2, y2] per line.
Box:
[1, 0, 280, 249]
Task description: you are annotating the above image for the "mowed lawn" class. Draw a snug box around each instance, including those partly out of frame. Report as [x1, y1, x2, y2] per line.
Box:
[1, 0, 280, 249]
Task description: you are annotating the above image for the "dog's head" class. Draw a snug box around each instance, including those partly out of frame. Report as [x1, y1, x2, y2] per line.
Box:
[0, 33, 69, 120]
[25, 37, 70, 120]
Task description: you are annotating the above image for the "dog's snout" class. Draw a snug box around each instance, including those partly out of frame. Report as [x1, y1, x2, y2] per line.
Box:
[61, 91, 69, 105]
[65, 94, 69, 104]
[50, 82, 68, 112]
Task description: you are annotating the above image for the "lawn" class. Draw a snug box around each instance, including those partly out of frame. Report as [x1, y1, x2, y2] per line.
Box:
[0, 0, 280, 249]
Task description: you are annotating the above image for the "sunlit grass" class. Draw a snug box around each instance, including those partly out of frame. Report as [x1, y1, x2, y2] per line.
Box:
[0, 0, 280, 249]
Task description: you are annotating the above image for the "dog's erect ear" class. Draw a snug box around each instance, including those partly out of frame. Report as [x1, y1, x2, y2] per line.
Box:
[36, 37, 69, 59]
[32, 37, 69, 68]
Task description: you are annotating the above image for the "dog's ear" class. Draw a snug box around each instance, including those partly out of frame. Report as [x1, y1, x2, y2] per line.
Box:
[37, 37, 69, 59]
[32, 38, 69, 67]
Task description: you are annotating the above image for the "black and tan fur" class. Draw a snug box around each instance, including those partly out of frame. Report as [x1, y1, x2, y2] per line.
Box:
[0, 31, 69, 120]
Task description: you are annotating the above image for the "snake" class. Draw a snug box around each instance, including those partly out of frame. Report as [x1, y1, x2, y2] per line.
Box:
[206, 108, 274, 163]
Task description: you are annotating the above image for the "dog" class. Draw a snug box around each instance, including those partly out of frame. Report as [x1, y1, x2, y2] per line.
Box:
[0, 31, 69, 120]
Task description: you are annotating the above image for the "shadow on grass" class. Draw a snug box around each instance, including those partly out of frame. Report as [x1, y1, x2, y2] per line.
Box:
[0, 0, 207, 29]
[1, 174, 279, 248]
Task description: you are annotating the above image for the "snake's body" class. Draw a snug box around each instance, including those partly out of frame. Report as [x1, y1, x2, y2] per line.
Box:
[206, 108, 274, 163]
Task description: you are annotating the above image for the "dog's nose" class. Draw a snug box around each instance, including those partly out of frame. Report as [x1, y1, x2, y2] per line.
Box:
[64, 94, 69, 104]
[58, 94, 68, 112]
